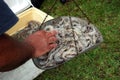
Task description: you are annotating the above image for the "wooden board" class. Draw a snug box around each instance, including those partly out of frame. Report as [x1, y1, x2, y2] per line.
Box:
[6, 7, 53, 35]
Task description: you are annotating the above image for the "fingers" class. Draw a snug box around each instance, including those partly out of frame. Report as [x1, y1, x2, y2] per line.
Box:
[35, 30, 57, 38]
[46, 30, 57, 38]
[48, 43, 57, 50]
[34, 30, 58, 50]
[48, 37, 57, 44]
[47, 30, 58, 50]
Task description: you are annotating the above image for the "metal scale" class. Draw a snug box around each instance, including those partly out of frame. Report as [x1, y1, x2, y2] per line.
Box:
[0, 0, 103, 80]
[32, 0, 103, 70]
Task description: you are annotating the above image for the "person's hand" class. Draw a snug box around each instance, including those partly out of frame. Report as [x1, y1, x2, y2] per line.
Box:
[25, 30, 58, 58]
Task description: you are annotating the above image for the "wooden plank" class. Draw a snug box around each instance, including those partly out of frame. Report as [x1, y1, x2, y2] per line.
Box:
[6, 7, 53, 35]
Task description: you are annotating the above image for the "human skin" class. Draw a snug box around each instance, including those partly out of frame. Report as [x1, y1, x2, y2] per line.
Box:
[0, 30, 57, 72]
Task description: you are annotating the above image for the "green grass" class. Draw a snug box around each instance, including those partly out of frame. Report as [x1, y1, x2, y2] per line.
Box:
[34, 0, 120, 80]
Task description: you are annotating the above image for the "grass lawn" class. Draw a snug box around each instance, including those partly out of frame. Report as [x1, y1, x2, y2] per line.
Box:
[34, 0, 120, 80]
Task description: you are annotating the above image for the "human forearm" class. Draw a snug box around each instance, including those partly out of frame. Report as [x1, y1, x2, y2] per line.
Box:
[0, 30, 57, 72]
[0, 34, 34, 72]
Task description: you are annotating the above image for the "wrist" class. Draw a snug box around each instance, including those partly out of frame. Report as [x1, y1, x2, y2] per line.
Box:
[23, 40, 35, 58]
